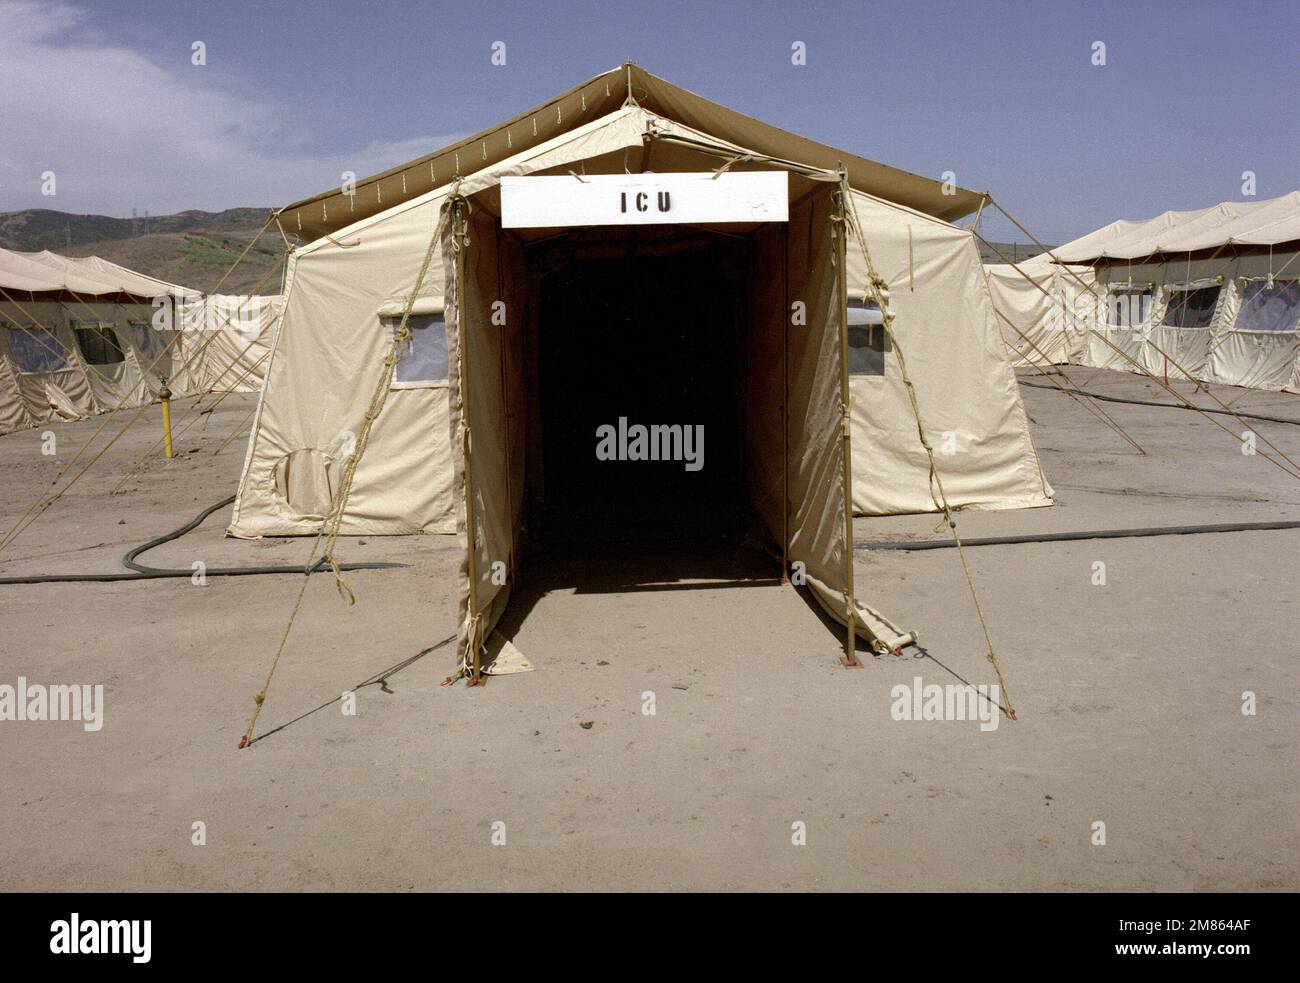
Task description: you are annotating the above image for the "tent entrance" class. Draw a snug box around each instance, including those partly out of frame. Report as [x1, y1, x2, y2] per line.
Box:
[514, 226, 782, 591]
[451, 185, 880, 674]
[529, 229, 755, 548]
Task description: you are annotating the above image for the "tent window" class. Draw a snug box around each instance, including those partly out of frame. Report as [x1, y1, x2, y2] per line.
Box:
[6, 327, 70, 372]
[846, 298, 890, 376]
[388, 314, 448, 387]
[1106, 288, 1152, 328]
[74, 324, 125, 365]
[1161, 286, 1220, 329]
[120, 320, 168, 359]
[1232, 280, 1300, 333]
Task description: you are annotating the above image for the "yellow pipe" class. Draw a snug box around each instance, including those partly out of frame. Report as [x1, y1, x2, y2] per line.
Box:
[159, 379, 174, 459]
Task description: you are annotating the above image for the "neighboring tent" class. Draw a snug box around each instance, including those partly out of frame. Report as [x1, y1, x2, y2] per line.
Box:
[987, 191, 1300, 392]
[0, 248, 186, 433]
[0, 248, 281, 435]
[230, 64, 1053, 670]
[175, 294, 282, 395]
[984, 254, 1096, 367]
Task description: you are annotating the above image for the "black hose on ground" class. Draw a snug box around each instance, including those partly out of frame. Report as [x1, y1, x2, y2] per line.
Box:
[1018, 378, 1300, 427]
[0, 495, 405, 585]
[856, 519, 1300, 552]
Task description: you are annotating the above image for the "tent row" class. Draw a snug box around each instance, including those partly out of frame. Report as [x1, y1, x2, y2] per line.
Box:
[227, 64, 1056, 670]
[0, 246, 280, 435]
[987, 191, 1300, 392]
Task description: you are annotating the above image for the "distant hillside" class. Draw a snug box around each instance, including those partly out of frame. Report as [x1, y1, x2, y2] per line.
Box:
[0, 207, 287, 294]
[1, 207, 1058, 287]
[977, 240, 1052, 264]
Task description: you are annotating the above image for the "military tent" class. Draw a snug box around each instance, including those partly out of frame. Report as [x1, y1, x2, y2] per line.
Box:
[229, 64, 1053, 671]
[175, 294, 282, 395]
[984, 254, 1096, 368]
[987, 191, 1300, 392]
[0, 247, 282, 435]
[0, 248, 186, 433]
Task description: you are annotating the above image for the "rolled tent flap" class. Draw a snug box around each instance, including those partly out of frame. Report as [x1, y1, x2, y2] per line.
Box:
[984, 256, 1095, 367]
[445, 200, 524, 675]
[43, 380, 85, 420]
[785, 187, 916, 654]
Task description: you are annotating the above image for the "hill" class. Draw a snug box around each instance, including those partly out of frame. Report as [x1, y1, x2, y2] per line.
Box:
[0, 207, 1055, 290]
[976, 240, 1050, 264]
[0, 208, 285, 294]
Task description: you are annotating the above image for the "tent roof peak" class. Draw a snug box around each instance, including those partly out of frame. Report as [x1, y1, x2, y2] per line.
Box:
[274, 64, 983, 241]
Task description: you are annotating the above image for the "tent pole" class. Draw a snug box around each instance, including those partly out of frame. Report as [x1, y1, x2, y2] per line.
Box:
[452, 199, 483, 683]
[781, 227, 790, 582]
[972, 193, 989, 237]
[496, 229, 518, 581]
[835, 173, 860, 668]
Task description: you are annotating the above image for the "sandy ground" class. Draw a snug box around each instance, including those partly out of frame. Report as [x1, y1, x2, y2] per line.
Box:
[0, 368, 1296, 891]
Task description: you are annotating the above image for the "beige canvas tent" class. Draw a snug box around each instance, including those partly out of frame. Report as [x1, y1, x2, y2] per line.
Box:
[987, 191, 1300, 392]
[984, 254, 1096, 368]
[175, 294, 282, 395]
[0, 249, 187, 433]
[230, 64, 1053, 671]
[0, 247, 281, 436]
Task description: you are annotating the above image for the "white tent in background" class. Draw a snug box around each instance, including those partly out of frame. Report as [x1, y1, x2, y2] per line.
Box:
[984, 254, 1096, 368]
[0, 248, 186, 433]
[986, 191, 1300, 392]
[175, 294, 282, 395]
[229, 64, 1054, 671]
[0, 248, 283, 436]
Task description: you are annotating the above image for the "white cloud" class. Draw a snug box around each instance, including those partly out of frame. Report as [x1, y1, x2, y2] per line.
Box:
[0, 1, 463, 215]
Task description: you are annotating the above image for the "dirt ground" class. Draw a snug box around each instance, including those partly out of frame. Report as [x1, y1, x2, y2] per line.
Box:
[1, 367, 1296, 891]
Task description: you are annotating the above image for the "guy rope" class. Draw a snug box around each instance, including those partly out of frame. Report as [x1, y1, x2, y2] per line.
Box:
[840, 179, 1018, 720]
[239, 190, 459, 748]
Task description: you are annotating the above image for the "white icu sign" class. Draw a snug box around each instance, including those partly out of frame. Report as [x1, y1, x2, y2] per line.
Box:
[499, 172, 788, 229]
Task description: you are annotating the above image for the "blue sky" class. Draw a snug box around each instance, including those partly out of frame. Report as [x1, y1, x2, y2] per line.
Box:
[2, 0, 1296, 243]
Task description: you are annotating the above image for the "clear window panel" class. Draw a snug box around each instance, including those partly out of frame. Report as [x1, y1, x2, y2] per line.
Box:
[120, 321, 169, 359]
[1161, 286, 1219, 329]
[1106, 289, 1152, 328]
[7, 327, 70, 372]
[392, 314, 448, 385]
[1233, 281, 1300, 333]
[847, 298, 890, 376]
[74, 325, 125, 365]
